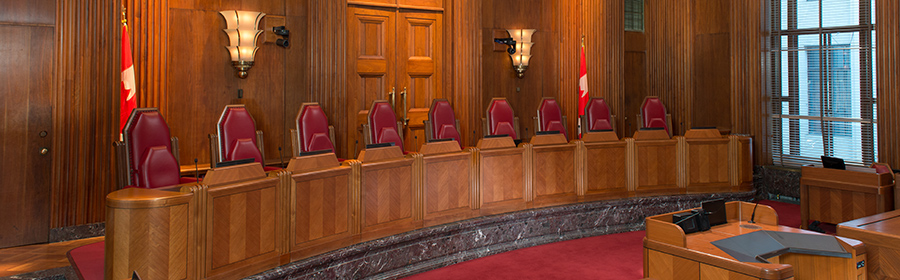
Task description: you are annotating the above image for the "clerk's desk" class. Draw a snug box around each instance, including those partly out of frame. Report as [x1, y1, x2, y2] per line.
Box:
[644, 201, 867, 280]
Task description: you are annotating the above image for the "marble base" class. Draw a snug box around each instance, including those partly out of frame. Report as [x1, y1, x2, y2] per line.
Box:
[754, 165, 801, 200]
[0, 266, 77, 280]
[249, 192, 754, 280]
[48, 222, 104, 243]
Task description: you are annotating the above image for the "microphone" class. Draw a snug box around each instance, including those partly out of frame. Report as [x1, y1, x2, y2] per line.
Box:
[194, 158, 199, 182]
[749, 200, 760, 224]
[278, 146, 284, 168]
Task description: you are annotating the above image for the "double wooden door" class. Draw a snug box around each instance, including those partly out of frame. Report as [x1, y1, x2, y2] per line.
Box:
[347, 4, 443, 156]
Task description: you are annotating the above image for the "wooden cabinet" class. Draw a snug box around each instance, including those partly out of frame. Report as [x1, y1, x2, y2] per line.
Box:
[347, 1, 443, 155]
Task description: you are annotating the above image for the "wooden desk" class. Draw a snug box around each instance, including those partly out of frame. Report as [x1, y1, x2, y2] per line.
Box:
[529, 134, 578, 207]
[801, 166, 894, 229]
[839, 209, 900, 279]
[645, 201, 867, 280]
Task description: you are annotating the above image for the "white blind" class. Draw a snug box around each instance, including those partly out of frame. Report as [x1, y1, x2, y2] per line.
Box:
[769, 0, 876, 167]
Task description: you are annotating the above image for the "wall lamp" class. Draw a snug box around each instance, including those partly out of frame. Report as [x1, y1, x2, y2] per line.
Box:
[495, 29, 536, 78]
[219, 10, 266, 79]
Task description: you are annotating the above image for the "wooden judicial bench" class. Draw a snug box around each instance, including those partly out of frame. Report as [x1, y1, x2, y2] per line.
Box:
[801, 165, 895, 230]
[104, 129, 756, 280]
[644, 201, 867, 280]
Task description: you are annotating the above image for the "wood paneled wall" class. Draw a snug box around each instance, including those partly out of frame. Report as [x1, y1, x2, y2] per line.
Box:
[582, 0, 624, 138]
[729, 0, 767, 165]
[52, 0, 122, 227]
[876, 0, 900, 168]
[646, 0, 693, 136]
[450, 0, 482, 146]
[306, 1, 346, 157]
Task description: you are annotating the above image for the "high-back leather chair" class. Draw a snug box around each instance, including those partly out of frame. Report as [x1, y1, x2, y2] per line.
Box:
[581, 97, 616, 134]
[210, 104, 279, 171]
[483, 98, 520, 139]
[292, 102, 336, 156]
[639, 96, 672, 136]
[363, 100, 404, 148]
[534, 97, 568, 139]
[424, 99, 462, 147]
[114, 108, 195, 189]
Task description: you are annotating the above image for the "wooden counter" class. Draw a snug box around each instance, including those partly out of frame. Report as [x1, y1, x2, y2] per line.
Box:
[839, 209, 900, 279]
[801, 165, 894, 229]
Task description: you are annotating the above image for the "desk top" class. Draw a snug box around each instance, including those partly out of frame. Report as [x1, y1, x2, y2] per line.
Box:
[686, 221, 861, 262]
[839, 209, 900, 251]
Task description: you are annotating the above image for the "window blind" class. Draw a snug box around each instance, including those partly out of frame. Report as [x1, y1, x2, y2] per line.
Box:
[769, 0, 876, 167]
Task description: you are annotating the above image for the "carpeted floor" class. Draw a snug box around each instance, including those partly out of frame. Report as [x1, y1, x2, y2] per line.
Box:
[403, 200, 813, 280]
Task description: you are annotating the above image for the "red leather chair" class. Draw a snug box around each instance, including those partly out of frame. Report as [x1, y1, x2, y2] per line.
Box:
[424, 99, 462, 147]
[114, 108, 197, 189]
[534, 97, 568, 139]
[581, 97, 616, 134]
[483, 98, 520, 139]
[292, 102, 336, 156]
[639, 96, 673, 136]
[363, 100, 404, 148]
[210, 104, 279, 171]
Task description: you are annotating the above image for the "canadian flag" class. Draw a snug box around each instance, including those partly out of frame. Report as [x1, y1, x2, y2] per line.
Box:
[577, 42, 589, 137]
[120, 24, 136, 132]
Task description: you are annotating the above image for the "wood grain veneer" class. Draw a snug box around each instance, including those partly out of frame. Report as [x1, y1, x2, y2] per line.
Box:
[579, 139, 629, 201]
[475, 140, 529, 215]
[421, 148, 477, 226]
[839, 210, 900, 279]
[801, 166, 895, 230]
[628, 131, 682, 196]
[683, 129, 731, 193]
[530, 139, 578, 208]
[105, 187, 196, 280]
[357, 147, 422, 242]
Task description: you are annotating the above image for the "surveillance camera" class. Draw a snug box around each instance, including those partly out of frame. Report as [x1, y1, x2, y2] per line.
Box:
[273, 26, 289, 37]
[276, 38, 289, 48]
[507, 46, 516, 54]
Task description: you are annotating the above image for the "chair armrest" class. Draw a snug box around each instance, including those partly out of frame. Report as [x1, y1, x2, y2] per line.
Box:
[362, 123, 372, 145]
[611, 115, 617, 133]
[329, 125, 336, 150]
[482, 118, 488, 136]
[580, 114, 588, 135]
[290, 129, 300, 157]
[424, 120, 433, 141]
[396, 121, 405, 144]
[114, 141, 129, 189]
[171, 136, 180, 166]
[514, 117, 521, 139]
[256, 130, 266, 163]
[562, 115, 568, 137]
[208, 134, 219, 168]
[533, 116, 540, 133]
[666, 113, 673, 137]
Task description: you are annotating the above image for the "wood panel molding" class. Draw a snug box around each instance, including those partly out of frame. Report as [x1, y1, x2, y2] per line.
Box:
[450, 0, 482, 147]
[582, 0, 624, 138]
[876, 0, 900, 168]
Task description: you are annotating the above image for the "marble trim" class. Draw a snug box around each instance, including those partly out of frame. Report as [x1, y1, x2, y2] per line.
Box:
[48, 222, 105, 243]
[248, 191, 754, 280]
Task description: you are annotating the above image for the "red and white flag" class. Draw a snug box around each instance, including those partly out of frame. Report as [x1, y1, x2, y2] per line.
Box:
[577, 40, 589, 137]
[120, 24, 136, 132]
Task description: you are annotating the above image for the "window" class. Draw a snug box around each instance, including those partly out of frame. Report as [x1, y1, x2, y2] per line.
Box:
[625, 0, 644, 32]
[769, 0, 876, 167]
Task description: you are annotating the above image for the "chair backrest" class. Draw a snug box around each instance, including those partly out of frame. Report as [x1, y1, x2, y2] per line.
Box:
[217, 105, 264, 164]
[368, 100, 404, 147]
[537, 97, 567, 138]
[486, 98, 518, 139]
[641, 96, 669, 134]
[428, 99, 461, 146]
[297, 103, 335, 153]
[123, 108, 180, 188]
[585, 97, 613, 131]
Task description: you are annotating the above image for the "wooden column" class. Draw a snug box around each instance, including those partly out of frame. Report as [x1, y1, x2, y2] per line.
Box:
[876, 0, 900, 168]
[450, 0, 482, 146]
[730, 0, 767, 165]
[309, 1, 347, 158]
[555, 0, 580, 139]
[52, 0, 122, 227]
[646, 0, 692, 135]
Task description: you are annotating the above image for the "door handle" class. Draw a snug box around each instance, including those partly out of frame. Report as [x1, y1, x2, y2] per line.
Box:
[400, 87, 409, 126]
[388, 87, 396, 110]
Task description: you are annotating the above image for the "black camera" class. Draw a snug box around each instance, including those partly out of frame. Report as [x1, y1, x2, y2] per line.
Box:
[493, 38, 517, 54]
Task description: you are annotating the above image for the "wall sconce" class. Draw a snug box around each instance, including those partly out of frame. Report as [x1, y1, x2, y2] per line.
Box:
[219, 10, 266, 78]
[497, 29, 536, 78]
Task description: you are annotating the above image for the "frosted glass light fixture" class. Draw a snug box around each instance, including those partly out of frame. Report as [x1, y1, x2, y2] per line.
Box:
[220, 10, 265, 78]
[506, 29, 536, 78]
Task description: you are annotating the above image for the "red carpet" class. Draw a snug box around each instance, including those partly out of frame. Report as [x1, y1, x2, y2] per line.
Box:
[403, 230, 646, 280]
[404, 200, 817, 279]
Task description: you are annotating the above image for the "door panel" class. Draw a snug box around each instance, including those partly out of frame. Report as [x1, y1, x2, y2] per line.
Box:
[348, 7, 396, 156]
[397, 12, 442, 152]
[0, 25, 53, 248]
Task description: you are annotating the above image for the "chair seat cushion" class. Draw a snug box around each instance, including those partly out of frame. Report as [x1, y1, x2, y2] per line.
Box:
[138, 146, 181, 188]
[230, 138, 264, 163]
[437, 124, 462, 145]
[180, 177, 199, 184]
[647, 118, 668, 132]
[67, 241, 104, 280]
[377, 127, 404, 147]
[493, 122, 517, 139]
[307, 132, 335, 153]
[263, 166, 281, 171]
[545, 120, 567, 138]
[591, 119, 613, 131]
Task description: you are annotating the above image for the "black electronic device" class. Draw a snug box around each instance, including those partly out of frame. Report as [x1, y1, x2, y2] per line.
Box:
[821, 156, 846, 170]
[299, 149, 333, 157]
[215, 158, 255, 168]
[484, 134, 510, 139]
[702, 198, 727, 227]
[673, 211, 700, 234]
[428, 138, 455, 143]
[536, 130, 561, 135]
[588, 129, 614, 133]
[365, 142, 395, 149]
